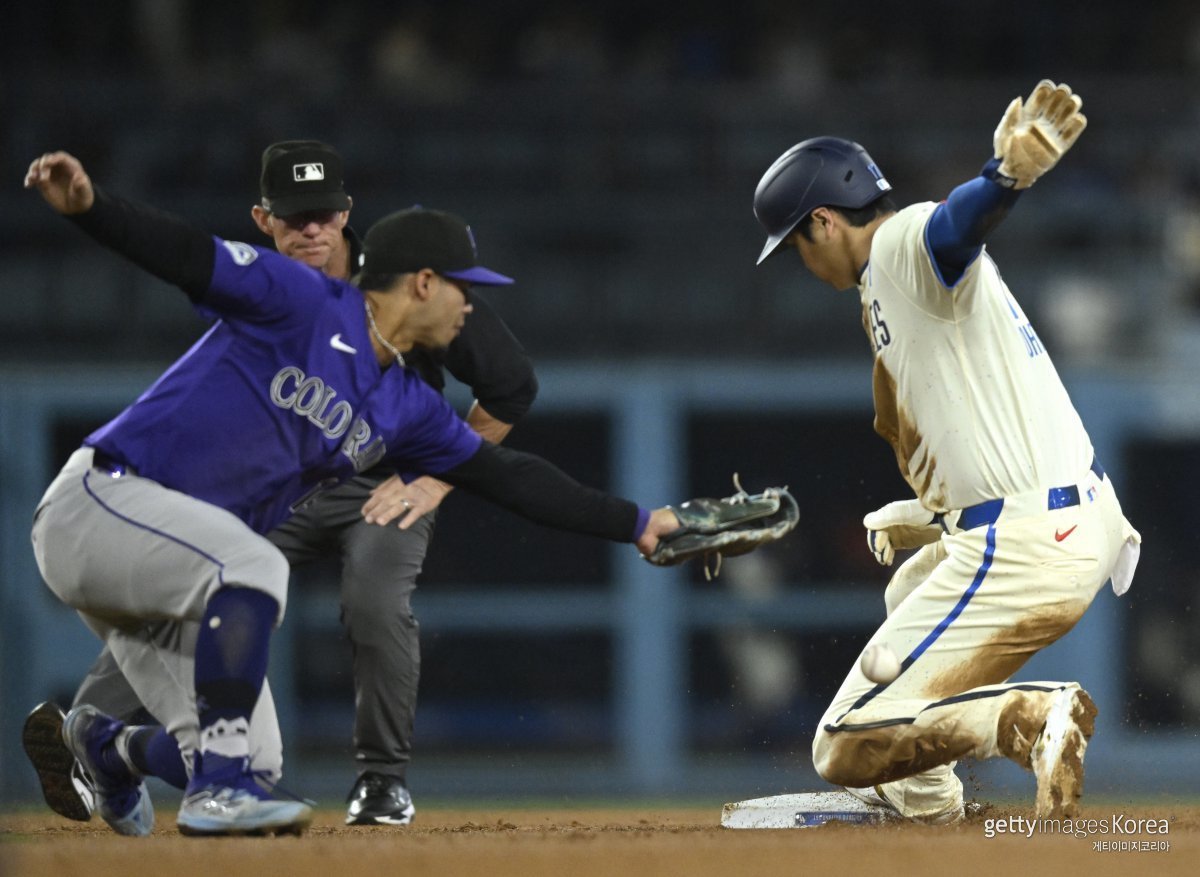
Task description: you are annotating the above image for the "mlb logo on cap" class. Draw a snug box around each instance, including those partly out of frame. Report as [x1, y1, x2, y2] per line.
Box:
[259, 140, 351, 216]
[294, 163, 326, 182]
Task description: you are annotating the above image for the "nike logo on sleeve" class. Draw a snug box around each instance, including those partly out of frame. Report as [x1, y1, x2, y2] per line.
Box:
[330, 334, 357, 355]
[1054, 525, 1078, 542]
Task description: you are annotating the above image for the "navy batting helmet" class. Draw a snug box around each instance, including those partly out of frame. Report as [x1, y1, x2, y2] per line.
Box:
[753, 136, 891, 264]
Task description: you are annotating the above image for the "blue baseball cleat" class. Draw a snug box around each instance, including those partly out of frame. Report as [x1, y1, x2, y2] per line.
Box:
[61, 705, 154, 836]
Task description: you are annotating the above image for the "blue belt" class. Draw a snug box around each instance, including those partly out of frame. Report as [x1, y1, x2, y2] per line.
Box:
[953, 457, 1105, 531]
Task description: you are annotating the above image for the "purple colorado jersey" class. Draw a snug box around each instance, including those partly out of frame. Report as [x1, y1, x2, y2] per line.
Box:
[87, 238, 482, 534]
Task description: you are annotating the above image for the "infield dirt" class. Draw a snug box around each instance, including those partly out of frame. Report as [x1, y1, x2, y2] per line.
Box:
[3, 803, 1197, 877]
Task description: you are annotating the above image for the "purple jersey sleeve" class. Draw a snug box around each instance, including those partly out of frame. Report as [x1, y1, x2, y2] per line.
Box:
[196, 237, 333, 326]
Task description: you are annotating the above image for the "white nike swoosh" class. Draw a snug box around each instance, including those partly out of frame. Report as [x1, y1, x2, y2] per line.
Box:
[330, 334, 357, 354]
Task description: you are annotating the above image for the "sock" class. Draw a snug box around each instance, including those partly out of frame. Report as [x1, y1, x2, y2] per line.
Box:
[194, 586, 277, 766]
[126, 726, 189, 790]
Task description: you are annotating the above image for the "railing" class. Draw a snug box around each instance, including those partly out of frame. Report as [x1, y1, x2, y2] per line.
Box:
[1, 360, 1196, 804]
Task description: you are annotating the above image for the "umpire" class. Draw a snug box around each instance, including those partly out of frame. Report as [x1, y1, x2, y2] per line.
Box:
[258, 141, 538, 825]
[60, 140, 539, 826]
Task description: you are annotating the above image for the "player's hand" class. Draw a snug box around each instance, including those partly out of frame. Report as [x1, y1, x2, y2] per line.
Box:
[24, 152, 95, 214]
[993, 80, 1087, 189]
[635, 508, 683, 558]
[863, 499, 943, 566]
[361, 474, 452, 528]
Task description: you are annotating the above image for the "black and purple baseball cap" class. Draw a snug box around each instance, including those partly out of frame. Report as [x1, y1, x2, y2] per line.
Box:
[362, 207, 514, 286]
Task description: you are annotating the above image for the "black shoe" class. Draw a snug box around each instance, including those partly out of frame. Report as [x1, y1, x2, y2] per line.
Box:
[345, 772, 415, 826]
[22, 702, 97, 822]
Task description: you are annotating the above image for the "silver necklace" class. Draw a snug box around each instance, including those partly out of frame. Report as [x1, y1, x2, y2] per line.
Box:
[364, 298, 405, 366]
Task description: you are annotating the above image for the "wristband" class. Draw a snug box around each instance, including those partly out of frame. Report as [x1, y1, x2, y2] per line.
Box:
[632, 506, 651, 542]
[981, 157, 1018, 189]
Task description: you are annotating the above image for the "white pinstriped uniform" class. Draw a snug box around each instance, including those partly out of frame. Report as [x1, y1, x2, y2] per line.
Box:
[810, 204, 1140, 820]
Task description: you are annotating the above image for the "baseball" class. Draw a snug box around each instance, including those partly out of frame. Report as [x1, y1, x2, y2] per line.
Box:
[860, 643, 902, 683]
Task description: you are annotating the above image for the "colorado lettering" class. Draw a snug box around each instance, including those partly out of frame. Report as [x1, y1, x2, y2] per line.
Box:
[269, 366, 386, 470]
[339, 418, 386, 472]
[270, 366, 355, 439]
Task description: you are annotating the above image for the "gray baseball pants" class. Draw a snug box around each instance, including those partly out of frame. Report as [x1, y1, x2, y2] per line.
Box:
[38, 448, 289, 777]
[73, 470, 433, 782]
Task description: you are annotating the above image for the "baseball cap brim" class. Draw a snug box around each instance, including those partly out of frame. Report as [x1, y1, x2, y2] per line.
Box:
[443, 266, 515, 286]
[757, 231, 793, 265]
[266, 191, 351, 217]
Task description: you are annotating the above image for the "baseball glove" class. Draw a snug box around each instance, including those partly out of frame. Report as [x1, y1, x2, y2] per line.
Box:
[646, 475, 799, 578]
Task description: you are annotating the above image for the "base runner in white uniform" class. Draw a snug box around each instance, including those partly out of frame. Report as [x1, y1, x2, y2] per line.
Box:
[752, 81, 1141, 823]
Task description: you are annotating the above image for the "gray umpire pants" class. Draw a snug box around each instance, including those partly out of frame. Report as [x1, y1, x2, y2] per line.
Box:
[75, 470, 433, 783]
[267, 472, 434, 782]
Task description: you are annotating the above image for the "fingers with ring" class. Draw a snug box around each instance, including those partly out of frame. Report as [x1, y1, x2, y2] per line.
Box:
[401, 499, 413, 510]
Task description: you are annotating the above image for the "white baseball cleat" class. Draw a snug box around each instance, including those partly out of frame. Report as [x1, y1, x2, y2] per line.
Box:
[1031, 684, 1098, 819]
[177, 753, 312, 837]
[178, 785, 313, 837]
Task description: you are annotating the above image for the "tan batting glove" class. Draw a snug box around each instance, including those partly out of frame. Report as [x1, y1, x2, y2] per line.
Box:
[863, 499, 943, 566]
[993, 80, 1087, 189]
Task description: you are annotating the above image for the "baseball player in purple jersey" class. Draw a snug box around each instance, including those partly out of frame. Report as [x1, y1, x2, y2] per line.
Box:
[25, 140, 539, 827]
[24, 150, 683, 837]
[752, 82, 1141, 822]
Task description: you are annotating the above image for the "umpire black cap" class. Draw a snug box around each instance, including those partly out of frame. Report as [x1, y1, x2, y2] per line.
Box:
[753, 136, 891, 264]
[260, 140, 351, 216]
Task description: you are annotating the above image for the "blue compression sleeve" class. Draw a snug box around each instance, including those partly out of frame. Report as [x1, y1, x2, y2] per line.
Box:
[195, 587, 277, 742]
[925, 158, 1022, 287]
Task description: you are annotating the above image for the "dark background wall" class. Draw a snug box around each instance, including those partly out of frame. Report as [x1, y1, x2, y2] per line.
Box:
[3, 1, 1199, 799]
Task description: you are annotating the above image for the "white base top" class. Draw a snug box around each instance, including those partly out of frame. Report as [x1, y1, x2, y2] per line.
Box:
[720, 791, 893, 829]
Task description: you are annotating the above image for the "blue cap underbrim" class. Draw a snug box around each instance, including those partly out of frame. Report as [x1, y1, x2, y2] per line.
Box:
[444, 266, 515, 286]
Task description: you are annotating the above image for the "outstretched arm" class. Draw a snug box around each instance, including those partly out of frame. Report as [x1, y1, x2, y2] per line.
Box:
[927, 80, 1087, 287]
[25, 151, 215, 299]
[437, 441, 679, 557]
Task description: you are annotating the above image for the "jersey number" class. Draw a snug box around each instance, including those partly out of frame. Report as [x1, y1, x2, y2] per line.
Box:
[869, 300, 892, 351]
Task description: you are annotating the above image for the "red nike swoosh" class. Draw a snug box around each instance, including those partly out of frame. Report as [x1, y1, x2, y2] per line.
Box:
[1054, 525, 1078, 542]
